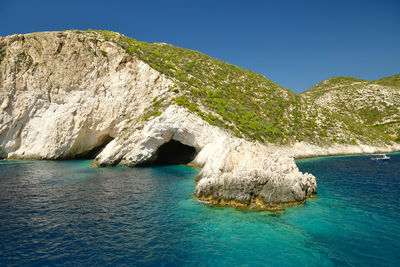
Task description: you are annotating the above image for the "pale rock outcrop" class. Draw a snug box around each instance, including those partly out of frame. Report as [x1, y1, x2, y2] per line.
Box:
[194, 141, 317, 208]
[94, 105, 220, 166]
[0, 31, 174, 159]
[93, 105, 317, 208]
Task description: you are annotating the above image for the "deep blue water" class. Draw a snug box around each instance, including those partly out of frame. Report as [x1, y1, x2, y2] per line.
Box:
[0, 153, 400, 266]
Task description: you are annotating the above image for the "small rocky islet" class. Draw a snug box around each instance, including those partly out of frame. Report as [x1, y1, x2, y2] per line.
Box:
[0, 30, 399, 209]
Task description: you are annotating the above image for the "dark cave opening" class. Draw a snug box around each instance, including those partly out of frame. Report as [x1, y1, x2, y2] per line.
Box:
[145, 139, 197, 166]
[74, 135, 115, 159]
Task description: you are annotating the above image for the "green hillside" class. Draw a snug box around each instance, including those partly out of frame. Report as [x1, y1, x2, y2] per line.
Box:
[373, 74, 400, 88]
[303, 76, 400, 142]
[303, 77, 369, 98]
[72, 30, 392, 145]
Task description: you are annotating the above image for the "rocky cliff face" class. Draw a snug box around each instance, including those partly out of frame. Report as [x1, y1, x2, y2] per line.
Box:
[0, 30, 397, 210]
[0, 31, 174, 159]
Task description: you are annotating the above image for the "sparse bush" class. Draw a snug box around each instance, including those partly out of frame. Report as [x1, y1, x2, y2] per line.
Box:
[100, 50, 107, 57]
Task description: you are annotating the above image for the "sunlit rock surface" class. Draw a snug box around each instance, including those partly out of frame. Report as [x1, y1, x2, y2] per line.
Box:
[94, 105, 317, 209]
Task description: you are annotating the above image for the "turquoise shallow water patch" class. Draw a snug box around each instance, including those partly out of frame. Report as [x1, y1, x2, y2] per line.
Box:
[0, 154, 399, 266]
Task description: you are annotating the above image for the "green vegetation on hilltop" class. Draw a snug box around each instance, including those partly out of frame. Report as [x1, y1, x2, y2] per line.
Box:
[373, 74, 400, 88]
[86, 30, 298, 143]
[74, 30, 393, 145]
[304, 76, 369, 98]
[308, 76, 368, 89]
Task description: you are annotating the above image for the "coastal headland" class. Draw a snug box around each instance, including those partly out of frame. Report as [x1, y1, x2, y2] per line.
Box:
[1, 30, 399, 209]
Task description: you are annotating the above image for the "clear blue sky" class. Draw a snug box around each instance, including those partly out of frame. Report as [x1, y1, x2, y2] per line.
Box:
[1, 0, 399, 93]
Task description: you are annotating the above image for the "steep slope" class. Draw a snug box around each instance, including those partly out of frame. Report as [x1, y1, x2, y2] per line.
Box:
[91, 30, 391, 146]
[302, 75, 400, 142]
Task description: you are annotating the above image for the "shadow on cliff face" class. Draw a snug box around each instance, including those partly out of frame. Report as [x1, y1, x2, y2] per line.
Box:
[74, 135, 115, 159]
[141, 139, 197, 166]
[0, 147, 6, 159]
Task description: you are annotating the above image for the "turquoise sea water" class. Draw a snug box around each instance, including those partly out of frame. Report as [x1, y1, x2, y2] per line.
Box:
[0, 154, 399, 266]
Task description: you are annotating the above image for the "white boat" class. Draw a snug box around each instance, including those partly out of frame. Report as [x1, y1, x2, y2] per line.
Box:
[370, 154, 390, 161]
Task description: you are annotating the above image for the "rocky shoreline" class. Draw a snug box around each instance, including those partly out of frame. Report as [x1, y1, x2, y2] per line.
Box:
[196, 195, 315, 211]
[282, 142, 400, 160]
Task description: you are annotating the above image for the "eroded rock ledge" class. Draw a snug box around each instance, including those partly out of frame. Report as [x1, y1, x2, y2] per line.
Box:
[92, 105, 317, 209]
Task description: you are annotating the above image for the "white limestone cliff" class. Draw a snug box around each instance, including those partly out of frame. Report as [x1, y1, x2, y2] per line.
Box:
[0, 31, 174, 159]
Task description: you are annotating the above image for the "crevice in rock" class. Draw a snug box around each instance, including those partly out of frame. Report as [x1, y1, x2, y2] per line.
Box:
[0, 147, 6, 159]
[141, 139, 197, 166]
[54, 42, 64, 54]
[74, 134, 114, 159]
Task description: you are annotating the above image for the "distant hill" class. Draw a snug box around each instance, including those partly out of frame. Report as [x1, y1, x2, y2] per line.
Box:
[373, 74, 400, 88]
[302, 75, 400, 142]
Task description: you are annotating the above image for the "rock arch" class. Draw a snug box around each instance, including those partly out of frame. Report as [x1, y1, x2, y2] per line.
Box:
[139, 139, 197, 166]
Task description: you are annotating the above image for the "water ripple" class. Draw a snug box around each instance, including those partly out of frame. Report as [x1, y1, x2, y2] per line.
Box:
[0, 156, 400, 266]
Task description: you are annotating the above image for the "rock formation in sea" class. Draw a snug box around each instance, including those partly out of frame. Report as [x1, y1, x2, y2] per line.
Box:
[0, 30, 398, 209]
